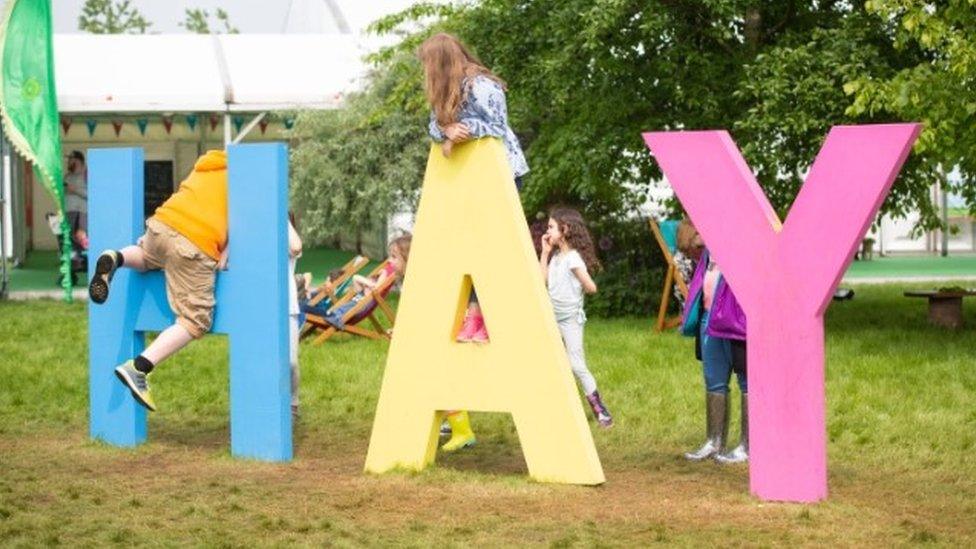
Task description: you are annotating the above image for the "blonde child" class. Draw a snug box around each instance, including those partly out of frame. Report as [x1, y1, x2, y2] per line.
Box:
[540, 207, 613, 428]
[320, 236, 411, 330]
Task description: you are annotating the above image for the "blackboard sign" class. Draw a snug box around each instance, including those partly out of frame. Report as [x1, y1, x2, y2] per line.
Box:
[144, 161, 174, 219]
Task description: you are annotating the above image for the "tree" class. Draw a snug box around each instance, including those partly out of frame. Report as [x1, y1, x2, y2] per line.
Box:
[78, 0, 152, 34]
[289, 61, 429, 251]
[180, 8, 239, 34]
[368, 1, 941, 226]
[847, 0, 976, 216]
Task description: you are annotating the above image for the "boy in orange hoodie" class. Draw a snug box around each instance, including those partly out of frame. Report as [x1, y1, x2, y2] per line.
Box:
[89, 150, 228, 412]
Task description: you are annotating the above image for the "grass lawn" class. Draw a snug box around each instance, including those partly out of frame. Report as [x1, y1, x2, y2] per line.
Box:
[0, 282, 974, 546]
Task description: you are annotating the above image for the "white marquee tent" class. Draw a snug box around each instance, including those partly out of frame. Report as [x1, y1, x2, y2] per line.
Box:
[1, 32, 370, 291]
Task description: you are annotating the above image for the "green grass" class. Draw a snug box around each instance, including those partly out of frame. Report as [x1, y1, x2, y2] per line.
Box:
[0, 283, 975, 545]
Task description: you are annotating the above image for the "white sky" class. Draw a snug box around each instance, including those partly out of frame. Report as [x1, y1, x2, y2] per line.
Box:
[45, 0, 420, 34]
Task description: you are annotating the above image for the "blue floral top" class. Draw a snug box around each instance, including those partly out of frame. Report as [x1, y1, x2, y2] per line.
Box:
[428, 75, 529, 178]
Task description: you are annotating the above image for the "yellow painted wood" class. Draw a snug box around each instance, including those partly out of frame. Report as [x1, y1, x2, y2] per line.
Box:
[364, 139, 605, 485]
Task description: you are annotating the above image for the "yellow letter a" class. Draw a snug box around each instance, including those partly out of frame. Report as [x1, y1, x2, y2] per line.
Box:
[364, 139, 605, 485]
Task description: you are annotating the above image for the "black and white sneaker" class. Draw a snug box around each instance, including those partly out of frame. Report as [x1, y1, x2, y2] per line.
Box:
[89, 251, 120, 304]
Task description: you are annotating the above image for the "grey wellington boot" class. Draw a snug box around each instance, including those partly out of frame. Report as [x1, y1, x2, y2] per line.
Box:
[716, 393, 749, 464]
[684, 391, 728, 461]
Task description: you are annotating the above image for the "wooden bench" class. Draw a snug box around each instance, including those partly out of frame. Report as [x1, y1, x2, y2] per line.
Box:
[903, 289, 976, 329]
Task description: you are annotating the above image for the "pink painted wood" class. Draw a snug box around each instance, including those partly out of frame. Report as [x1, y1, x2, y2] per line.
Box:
[643, 124, 921, 502]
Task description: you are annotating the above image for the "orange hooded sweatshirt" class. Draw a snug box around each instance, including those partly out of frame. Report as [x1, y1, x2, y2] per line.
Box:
[152, 150, 228, 260]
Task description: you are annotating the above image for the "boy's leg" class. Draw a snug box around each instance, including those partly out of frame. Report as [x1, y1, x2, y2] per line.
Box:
[89, 225, 162, 303]
[119, 245, 148, 272]
[114, 228, 214, 411]
[141, 324, 194, 366]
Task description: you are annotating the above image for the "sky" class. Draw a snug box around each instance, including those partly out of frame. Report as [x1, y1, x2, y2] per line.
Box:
[43, 0, 420, 35]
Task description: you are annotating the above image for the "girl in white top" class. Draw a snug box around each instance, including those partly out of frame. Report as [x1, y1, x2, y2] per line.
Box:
[287, 214, 303, 418]
[539, 207, 613, 428]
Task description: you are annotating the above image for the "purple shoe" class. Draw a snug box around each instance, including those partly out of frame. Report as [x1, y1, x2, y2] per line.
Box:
[586, 391, 614, 428]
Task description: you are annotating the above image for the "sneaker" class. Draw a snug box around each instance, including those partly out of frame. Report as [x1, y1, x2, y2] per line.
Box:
[89, 251, 119, 304]
[114, 360, 157, 411]
[456, 314, 479, 342]
[439, 420, 451, 437]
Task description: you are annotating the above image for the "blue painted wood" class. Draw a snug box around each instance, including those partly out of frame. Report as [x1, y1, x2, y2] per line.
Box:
[87, 144, 291, 461]
[225, 143, 291, 461]
[88, 148, 148, 447]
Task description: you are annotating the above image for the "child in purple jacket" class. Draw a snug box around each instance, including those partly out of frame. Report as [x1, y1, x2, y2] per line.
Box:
[680, 248, 748, 464]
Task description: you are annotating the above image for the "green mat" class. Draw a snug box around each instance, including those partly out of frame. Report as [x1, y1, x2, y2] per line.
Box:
[845, 255, 976, 279]
[6, 250, 86, 291]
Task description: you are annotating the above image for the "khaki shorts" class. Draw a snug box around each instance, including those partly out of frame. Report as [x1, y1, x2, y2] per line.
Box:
[141, 218, 218, 339]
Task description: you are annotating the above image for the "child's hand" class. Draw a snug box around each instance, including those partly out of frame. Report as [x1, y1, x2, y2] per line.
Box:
[540, 234, 553, 255]
[441, 140, 454, 158]
[444, 123, 470, 142]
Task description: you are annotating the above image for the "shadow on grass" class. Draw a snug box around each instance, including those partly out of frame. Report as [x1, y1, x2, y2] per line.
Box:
[151, 417, 230, 452]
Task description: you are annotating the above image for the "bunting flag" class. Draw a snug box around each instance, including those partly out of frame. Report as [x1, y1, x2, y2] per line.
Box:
[0, 0, 72, 299]
[136, 118, 148, 136]
[111, 119, 123, 137]
[85, 119, 97, 136]
[258, 118, 269, 135]
[283, 117, 295, 130]
[232, 115, 244, 134]
[208, 114, 219, 132]
[162, 115, 173, 134]
[60, 115, 71, 134]
[185, 114, 198, 131]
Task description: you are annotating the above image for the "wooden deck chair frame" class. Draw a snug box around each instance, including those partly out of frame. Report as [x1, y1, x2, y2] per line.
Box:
[649, 219, 690, 332]
[304, 254, 370, 311]
[301, 260, 398, 344]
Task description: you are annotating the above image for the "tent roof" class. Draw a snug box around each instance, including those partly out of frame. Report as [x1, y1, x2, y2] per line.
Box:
[54, 34, 367, 114]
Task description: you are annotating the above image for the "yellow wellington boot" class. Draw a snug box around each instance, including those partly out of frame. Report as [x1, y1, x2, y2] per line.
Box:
[441, 411, 476, 452]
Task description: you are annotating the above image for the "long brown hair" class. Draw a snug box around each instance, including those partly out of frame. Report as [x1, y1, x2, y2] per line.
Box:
[549, 207, 602, 273]
[418, 33, 506, 127]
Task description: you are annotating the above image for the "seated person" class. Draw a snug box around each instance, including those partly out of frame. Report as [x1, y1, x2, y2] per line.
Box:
[319, 236, 411, 329]
[299, 268, 348, 319]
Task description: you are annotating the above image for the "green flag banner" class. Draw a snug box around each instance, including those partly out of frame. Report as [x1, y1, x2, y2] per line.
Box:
[0, 0, 72, 300]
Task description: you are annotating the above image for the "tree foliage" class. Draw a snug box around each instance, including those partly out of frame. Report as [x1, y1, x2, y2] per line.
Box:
[289, 62, 429, 250]
[847, 0, 976, 215]
[366, 0, 947, 227]
[78, 0, 152, 34]
[180, 7, 239, 34]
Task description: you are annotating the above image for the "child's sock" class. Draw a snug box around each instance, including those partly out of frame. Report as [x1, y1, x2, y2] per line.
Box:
[133, 355, 155, 374]
[112, 250, 125, 267]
